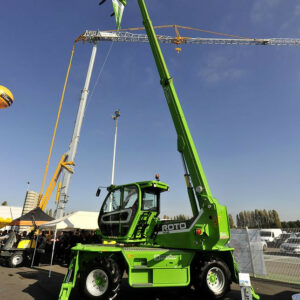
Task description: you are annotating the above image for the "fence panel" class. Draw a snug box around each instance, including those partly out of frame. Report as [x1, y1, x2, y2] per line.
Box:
[230, 228, 300, 284]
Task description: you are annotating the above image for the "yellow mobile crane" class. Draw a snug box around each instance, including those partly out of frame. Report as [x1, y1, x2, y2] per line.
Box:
[38, 154, 74, 211]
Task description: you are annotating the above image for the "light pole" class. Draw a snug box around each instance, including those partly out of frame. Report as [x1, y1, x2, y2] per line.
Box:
[111, 110, 120, 185]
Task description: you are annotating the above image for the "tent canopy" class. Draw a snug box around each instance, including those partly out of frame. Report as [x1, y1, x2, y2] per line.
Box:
[10, 207, 54, 226]
[39, 211, 99, 231]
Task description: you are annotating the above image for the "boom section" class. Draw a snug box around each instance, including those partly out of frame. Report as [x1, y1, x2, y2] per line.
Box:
[137, 0, 214, 211]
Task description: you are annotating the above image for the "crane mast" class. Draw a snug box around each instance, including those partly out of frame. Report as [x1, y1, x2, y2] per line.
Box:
[55, 43, 98, 219]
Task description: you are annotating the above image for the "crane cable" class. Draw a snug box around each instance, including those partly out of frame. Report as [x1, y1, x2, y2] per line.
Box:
[106, 24, 248, 40]
[38, 35, 84, 206]
[86, 41, 115, 109]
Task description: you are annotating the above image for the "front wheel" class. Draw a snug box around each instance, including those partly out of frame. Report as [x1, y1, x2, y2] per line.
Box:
[9, 252, 24, 268]
[80, 257, 121, 299]
[192, 257, 231, 299]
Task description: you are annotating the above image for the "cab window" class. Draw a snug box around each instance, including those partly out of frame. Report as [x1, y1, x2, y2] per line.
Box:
[102, 189, 121, 213]
[142, 190, 158, 211]
[124, 187, 139, 209]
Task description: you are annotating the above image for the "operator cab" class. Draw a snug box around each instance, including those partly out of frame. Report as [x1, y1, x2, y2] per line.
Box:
[98, 180, 169, 242]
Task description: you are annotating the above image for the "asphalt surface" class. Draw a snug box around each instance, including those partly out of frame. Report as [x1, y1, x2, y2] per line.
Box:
[260, 248, 300, 285]
[0, 263, 299, 300]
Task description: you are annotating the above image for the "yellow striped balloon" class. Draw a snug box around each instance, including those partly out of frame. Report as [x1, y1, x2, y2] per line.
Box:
[0, 85, 14, 109]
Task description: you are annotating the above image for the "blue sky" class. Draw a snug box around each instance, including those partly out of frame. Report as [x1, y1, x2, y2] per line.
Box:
[1, 0, 300, 222]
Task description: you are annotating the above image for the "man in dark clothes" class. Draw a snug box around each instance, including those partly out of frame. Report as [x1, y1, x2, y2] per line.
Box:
[55, 231, 66, 263]
[33, 231, 47, 266]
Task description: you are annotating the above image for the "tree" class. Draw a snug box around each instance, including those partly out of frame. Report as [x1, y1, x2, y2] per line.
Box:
[1, 201, 8, 206]
[236, 209, 282, 228]
[173, 214, 189, 221]
[236, 214, 240, 227]
[262, 210, 269, 228]
[281, 220, 300, 229]
[255, 209, 261, 228]
[272, 210, 281, 228]
[250, 211, 255, 228]
[238, 212, 245, 228]
[228, 214, 235, 228]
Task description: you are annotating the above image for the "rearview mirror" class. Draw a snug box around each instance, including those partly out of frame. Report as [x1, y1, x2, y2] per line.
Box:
[96, 188, 101, 197]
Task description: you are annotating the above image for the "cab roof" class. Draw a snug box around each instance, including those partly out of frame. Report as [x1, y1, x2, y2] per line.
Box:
[108, 180, 169, 192]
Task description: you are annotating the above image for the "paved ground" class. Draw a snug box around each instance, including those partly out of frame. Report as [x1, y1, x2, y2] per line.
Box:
[0, 264, 300, 300]
[264, 249, 300, 283]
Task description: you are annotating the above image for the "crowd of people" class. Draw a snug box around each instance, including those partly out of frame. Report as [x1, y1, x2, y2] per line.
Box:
[48, 230, 102, 265]
[0, 229, 102, 266]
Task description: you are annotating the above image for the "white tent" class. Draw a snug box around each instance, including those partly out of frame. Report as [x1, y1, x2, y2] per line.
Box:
[35, 211, 99, 276]
[39, 211, 99, 231]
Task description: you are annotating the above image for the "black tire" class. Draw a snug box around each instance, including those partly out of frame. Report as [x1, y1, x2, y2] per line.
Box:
[80, 257, 121, 300]
[9, 252, 24, 268]
[192, 257, 231, 299]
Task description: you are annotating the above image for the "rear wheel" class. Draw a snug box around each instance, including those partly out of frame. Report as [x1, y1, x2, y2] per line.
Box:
[192, 257, 231, 299]
[80, 257, 121, 299]
[9, 252, 24, 268]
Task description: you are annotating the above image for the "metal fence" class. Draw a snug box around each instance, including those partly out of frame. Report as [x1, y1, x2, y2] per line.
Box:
[230, 228, 300, 285]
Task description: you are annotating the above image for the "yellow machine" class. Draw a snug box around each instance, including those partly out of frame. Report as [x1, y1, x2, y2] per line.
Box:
[17, 239, 36, 249]
[0, 85, 14, 109]
[0, 216, 38, 268]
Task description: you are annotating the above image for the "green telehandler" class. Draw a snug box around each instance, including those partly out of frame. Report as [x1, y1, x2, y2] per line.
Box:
[59, 1, 259, 299]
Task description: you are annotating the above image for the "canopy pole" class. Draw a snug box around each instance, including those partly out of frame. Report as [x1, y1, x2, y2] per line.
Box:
[31, 234, 39, 268]
[49, 228, 57, 278]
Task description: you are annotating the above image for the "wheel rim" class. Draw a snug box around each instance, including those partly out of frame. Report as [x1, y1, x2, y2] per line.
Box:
[86, 269, 109, 296]
[12, 255, 23, 266]
[206, 266, 225, 294]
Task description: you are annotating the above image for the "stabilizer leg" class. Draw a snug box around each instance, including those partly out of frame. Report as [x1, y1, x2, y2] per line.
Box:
[59, 251, 79, 300]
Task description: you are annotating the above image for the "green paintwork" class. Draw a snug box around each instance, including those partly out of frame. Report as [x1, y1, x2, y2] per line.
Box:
[99, 0, 232, 252]
[124, 247, 194, 287]
[58, 1, 260, 299]
[136, 0, 231, 251]
[209, 273, 217, 284]
[99, 181, 169, 243]
[60, 243, 194, 296]
[59, 251, 79, 300]
[251, 286, 260, 300]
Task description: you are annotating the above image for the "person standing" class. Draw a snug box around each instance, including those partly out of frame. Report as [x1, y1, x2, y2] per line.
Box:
[33, 231, 47, 266]
[0, 230, 17, 250]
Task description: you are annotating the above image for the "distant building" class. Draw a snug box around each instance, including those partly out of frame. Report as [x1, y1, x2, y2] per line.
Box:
[22, 190, 39, 215]
[0, 206, 22, 229]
